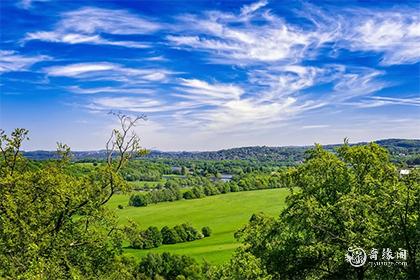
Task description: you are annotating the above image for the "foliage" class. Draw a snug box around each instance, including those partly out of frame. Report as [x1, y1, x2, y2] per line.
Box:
[125, 222, 207, 249]
[0, 114, 146, 279]
[136, 252, 206, 280]
[129, 193, 150, 207]
[201, 226, 212, 237]
[212, 248, 272, 280]
[128, 170, 288, 207]
[235, 143, 420, 280]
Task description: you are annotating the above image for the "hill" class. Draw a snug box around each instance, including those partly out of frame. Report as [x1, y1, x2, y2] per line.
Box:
[24, 138, 420, 165]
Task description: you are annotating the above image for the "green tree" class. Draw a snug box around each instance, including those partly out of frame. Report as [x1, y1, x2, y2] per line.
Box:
[129, 193, 150, 207]
[235, 143, 419, 280]
[0, 113, 147, 279]
[142, 226, 163, 248]
[183, 190, 195, 199]
[201, 226, 212, 237]
[212, 248, 272, 280]
[161, 226, 180, 244]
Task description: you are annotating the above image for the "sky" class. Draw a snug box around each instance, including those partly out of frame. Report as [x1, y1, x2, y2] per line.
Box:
[0, 0, 419, 151]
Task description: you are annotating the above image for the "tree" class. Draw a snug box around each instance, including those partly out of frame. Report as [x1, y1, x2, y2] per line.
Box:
[137, 252, 204, 280]
[183, 190, 195, 199]
[141, 226, 163, 248]
[124, 221, 145, 249]
[201, 226, 212, 237]
[212, 249, 272, 280]
[235, 143, 419, 280]
[0, 113, 146, 279]
[161, 226, 180, 244]
[129, 193, 150, 207]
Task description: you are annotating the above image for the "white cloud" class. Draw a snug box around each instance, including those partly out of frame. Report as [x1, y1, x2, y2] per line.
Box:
[44, 62, 115, 77]
[344, 10, 420, 65]
[67, 86, 156, 95]
[88, 96, 199, 114]
[24, 7, 160, 48]
[17, 0, 50, 9]
[0, 50, 51, 73]
[166, 1, 339, 65]
[43, 62, 170, 83]
[240, 0, 268, 16]
[168, 2, 420, 66]
[301, 125, 329, 129]
[332, 68, 386, 101]
[177, 78, 243, 101]
[24, 31, 149, 48]
[353, 96, 420, 108]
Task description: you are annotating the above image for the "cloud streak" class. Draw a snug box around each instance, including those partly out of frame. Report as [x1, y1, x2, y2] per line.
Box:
[0, 50, 51, 73]
[24, 7, 161, 48]
[43, 62, 170, 83]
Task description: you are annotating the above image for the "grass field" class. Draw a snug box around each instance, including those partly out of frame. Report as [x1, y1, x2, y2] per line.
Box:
[108, 188, 290, 264]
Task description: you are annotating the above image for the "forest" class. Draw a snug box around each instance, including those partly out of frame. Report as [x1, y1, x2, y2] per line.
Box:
[1, 119, 419, 280]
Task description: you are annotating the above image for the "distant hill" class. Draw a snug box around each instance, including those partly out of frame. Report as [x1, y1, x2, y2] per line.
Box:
[23, 139, 420, 165]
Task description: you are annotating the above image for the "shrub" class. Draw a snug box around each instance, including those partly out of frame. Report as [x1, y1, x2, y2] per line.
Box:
[182, 190, 195, 199]
[230, 183, 240, 192]
[141, 226, 162, 248]
[182, 224, 200, 241]
[201, 226, 212, 237]
[161, 226, 180, 244]
[137, 253, 203, 280]
[173, 225, 188, 242]
[117, 204, 124, 209]
[129, 193, 149, 207]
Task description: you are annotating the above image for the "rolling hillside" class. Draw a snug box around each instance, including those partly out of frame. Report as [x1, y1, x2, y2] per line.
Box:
[24, 138, 420, 165]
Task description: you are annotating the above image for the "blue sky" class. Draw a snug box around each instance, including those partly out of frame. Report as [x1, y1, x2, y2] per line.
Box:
[1, 0, 419, 151]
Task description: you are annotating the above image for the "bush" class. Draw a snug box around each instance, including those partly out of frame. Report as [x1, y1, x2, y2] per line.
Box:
[161, 226, 180, 244]
[141, 226, 162, 248]
[201, 226, 212, 237]
[117, 204, 124, 209]
[129, 193, 149, 207]
[182, 190, 195, 199]
[230, 183, 240, 192]
[137, 252, 203, 279]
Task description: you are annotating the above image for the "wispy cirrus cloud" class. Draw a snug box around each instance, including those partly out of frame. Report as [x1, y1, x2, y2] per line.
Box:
[167, 2, 420, 66]
[0, 50, 51, 73]
[17, 0, 50, 9]
[240, 0, 268, 17]
[24, 7, 161, 48]
[166, 2, 338, 65]
[343, 10, 420, 65]
[88, 96, 198, 114]
[352, 96, 420, 108]
[5, 0, 419, 150]
[43, 62, 170, 83]
[67, 86, 157, 95]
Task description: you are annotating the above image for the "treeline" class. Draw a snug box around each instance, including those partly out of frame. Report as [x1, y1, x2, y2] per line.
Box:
[121, 158, 285, 183]
[124, 222, 211, 249]
[128, 171, 288, 207]
[121, 160, 170, 181]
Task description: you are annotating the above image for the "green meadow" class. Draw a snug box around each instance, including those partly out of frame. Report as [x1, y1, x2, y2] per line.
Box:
[108, 188, 290, 264]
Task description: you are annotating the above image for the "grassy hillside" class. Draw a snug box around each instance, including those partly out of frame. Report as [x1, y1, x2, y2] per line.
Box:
[108, 188, 290, 264]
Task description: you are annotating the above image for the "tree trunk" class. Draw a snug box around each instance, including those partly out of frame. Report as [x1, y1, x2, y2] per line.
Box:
[356, 268, 364, 280]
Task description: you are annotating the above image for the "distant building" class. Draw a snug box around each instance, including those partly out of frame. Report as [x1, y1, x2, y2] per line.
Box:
[171, 166, 182, 172]
[220, 174, 233, 182]
[400, 169, 410, 176]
